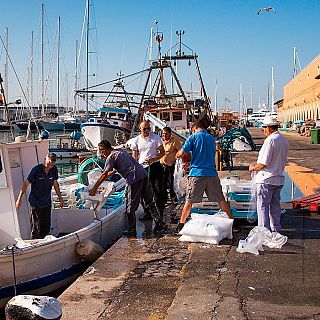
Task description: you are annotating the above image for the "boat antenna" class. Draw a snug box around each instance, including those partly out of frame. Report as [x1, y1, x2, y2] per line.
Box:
[154, 20, 163, 61]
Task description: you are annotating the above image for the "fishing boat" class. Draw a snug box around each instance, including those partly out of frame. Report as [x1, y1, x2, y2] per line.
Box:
[80, 79, 135, 149]
[41, 115, 82, 132]
[0, 139, 127, 307]
[48, 131, 89, 158]
[129, 25, 213, 136]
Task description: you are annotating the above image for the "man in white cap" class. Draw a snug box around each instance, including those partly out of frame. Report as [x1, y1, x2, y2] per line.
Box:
[249, 116, 289, 232]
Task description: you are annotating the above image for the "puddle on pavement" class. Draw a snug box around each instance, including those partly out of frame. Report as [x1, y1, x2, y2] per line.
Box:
[285, 162, 320, 197]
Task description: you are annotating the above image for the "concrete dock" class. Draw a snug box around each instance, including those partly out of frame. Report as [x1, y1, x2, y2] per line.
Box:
[59, 128, 320, 320]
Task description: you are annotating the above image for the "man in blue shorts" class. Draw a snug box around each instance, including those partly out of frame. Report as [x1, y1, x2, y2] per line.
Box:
[175, 121, 232, 232]
[89, 140, 166, 235]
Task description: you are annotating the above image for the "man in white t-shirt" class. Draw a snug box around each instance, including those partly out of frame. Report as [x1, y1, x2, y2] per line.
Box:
[131, 120, 167, 226]
[249, 116, 289, 232]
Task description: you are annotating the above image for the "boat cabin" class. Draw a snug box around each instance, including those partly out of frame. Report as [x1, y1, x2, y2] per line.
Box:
[148, 107, 188, 131]
[91, 106, 131, 129]
[0, 140, 49, 246]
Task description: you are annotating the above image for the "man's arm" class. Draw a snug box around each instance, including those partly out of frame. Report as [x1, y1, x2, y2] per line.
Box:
[89, 171, 108, 196]
[53, 180, 64, 208]
[16, 180, 30, 209]
[176, 149, 187, 159]
[132, 149, 139, 160]
[249, 163, 266, 172]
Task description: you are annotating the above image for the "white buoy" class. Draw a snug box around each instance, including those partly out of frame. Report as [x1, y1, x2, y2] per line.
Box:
[75, 239, 104, 262]
[5, 295, 62, 320]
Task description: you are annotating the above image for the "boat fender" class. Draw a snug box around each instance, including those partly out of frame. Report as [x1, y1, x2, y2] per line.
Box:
[75, 239, 104, 262]
[5, 295, 62, 320]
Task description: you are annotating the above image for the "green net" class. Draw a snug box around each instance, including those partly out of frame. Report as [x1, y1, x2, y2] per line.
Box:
[77, 157, 106, 185]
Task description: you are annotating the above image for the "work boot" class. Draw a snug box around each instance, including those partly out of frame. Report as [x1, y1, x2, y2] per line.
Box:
[176, 222, 185, 235]
[153, 221, 167, 233]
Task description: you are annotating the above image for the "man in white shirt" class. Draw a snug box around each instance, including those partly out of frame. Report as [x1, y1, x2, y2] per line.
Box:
[131, 120, 167, 228]
[249, 116, 289, 232]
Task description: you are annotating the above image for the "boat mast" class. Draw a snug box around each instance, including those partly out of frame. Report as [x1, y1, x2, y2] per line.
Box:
[41, 3, 45, 116]
[214, 79, 218, 114]
[250, 82, 253, 110]
[175, 30, 185, 88]
[30, 31, 34, 112]
[271, 66, 275, 113]
[74, 40, 78, 114]
[57, 16, 61, 114]
[4, 28, 8, 102]
[86, 0, 90, 120]
[149, 26, 153, 93]
[238, 82, 242, 116]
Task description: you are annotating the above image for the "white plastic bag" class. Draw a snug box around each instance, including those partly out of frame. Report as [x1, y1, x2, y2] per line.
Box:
[173, 158, 188, 199]
[178, 212, 234, 245]
[236, 226, 288, 255]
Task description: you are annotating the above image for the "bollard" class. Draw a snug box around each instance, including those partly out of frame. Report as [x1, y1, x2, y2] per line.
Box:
[5, 295, 62, 320]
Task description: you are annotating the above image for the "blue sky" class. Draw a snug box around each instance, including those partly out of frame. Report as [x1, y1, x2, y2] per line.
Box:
[1, 0, 319, 113]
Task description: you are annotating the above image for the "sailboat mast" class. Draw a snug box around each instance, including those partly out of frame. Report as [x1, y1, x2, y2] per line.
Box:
[214, 79, 217, 114]
[30, 31, 34, 111]
[74, 40, 78, 114]
[271, 66, 275, 113]
[250, 82, 253, 109]
[4, 28, 8, 101]
[57, 16, 61, 114]
[86, 0, 90, 119]
[41, 3, 45, 116]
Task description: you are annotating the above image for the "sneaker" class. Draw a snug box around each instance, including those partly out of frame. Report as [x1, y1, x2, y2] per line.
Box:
[153, 221, 167, 233]
[176, 222, 184, 235]
[138, 212, 152, 221]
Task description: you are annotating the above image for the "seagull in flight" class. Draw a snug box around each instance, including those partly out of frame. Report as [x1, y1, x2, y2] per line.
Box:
[257, 7, 276, 15]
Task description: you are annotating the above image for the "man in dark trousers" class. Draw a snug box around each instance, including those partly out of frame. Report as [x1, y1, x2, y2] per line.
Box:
[131, 120, 167, 221]
[89, 140, 166, 235]
[16, 153, 64, 239]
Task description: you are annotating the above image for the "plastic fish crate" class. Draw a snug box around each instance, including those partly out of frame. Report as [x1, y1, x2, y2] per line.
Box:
[228, 182, 252, 194]
[231, 208, 257, 220]
[228, 192, 252, 202]
[190, 208, 219, 215]
[229, 200, 255, 210]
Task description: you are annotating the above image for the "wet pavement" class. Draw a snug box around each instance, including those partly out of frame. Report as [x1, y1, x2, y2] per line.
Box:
[59, 128, 320, 320]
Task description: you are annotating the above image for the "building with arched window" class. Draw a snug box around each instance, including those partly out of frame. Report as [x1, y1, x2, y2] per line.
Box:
[278, 54, 320, 122]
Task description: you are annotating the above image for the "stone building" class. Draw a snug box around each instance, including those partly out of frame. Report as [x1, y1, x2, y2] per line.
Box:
[278, 54, 320, 122]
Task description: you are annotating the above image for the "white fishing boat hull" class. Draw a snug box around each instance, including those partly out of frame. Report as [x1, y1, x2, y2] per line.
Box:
[0, 139, 127, 307]
[0, 204, 126, 308]
[81, 123, 130, 149]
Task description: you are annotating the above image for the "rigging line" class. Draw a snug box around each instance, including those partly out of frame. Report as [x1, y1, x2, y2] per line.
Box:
[139, 43, 150, 91]
[44, 24, 59, 105]
[85, 68, 151, 90]
[79, 94, 99, 111]
[124, 72, 145, 87]
[0, 35, 39, 131]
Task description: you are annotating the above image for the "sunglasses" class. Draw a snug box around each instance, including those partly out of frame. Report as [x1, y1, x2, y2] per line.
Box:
[142, 127, 151, 131]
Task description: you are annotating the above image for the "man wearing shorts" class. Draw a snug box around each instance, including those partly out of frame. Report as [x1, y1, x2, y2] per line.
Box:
[175, 121, 232, 232]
